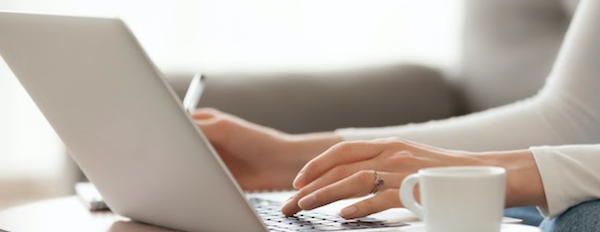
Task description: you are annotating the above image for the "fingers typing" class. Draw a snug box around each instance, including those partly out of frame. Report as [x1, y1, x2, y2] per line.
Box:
[293, 141, 385, 189]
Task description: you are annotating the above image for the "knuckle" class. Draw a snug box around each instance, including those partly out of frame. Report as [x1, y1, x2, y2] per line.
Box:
[388, 151, 414, 164]
[214, 117, 232, 128]
[356, 170, 374, 188]
[332, 166, 350, 180]
[332, 141, 366, 153]
[391, 139, 408, 147]
[302, 161, 317, 174]
[332, 141, 353, 153]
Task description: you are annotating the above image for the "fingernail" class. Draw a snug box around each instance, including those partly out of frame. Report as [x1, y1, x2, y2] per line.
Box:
[281, 199, 296, 216]
[341, 206, 357, 218]
[293, 172, 305, 189]
[298, 195, 316, 209]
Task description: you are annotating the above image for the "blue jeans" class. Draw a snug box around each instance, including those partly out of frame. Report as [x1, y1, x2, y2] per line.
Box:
[504, 200, 600, 231]
[504, 206, 544, 226]
[540, 200, 600, 232]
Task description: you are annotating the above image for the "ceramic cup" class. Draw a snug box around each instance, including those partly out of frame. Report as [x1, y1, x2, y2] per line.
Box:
[400, 166, 506, 232]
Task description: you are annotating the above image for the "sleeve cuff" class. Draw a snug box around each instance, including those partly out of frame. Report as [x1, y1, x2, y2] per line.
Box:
[530, 146, 565, 218]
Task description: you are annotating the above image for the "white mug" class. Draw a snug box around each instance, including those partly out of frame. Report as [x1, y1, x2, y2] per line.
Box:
[400, 166, 506, 232]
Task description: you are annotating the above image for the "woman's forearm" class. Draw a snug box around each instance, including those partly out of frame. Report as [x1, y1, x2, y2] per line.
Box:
[478, 149, 547, 208]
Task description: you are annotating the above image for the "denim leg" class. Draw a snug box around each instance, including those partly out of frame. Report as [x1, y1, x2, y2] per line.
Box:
[540, 200, 600, 232]
[504, 206, 544, 226]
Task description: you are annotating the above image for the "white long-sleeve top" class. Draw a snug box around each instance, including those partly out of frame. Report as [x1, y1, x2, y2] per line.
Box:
[336, 0, 600, 218]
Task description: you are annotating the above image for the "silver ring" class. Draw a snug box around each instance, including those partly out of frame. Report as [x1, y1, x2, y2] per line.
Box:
[370, 170, 384, 194]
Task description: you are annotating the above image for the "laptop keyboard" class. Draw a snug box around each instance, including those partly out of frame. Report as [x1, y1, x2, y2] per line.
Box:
[249, 198, 407, 232]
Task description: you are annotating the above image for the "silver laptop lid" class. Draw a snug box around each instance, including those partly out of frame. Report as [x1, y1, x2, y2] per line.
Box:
[0, 12, 266, 232]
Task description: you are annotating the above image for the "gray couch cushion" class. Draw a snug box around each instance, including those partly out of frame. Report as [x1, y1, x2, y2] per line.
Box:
[167, 64, 457, 134]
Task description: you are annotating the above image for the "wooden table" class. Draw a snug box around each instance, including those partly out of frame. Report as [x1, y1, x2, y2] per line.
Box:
[0, 196, 176, 232]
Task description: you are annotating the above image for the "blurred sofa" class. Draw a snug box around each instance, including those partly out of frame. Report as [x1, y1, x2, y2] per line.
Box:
[164, 0, 576, 133]
[167, 64, 457, 134]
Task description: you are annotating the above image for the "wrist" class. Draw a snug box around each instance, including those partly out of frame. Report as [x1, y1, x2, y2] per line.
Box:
[479, 150, 546, 208]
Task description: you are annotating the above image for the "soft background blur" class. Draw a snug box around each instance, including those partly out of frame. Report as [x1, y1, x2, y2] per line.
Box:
[0, 0, 464, 209]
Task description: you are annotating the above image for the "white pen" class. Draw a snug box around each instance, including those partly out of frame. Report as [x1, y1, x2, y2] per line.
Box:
[183, 73, 205, 114]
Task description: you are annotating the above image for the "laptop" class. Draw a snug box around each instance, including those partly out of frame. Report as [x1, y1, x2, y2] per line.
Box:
[0, 12, 408, 232]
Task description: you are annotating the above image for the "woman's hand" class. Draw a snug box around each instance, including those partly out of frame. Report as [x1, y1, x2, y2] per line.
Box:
[281, 138, 485, 218]
[193, 108, 341, 191]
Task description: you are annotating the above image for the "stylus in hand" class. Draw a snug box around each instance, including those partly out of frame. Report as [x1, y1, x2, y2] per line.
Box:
[183, 73, 205, 114]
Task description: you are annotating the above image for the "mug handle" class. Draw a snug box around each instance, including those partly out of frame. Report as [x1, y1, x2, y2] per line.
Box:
[400, 173, 424, 220]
